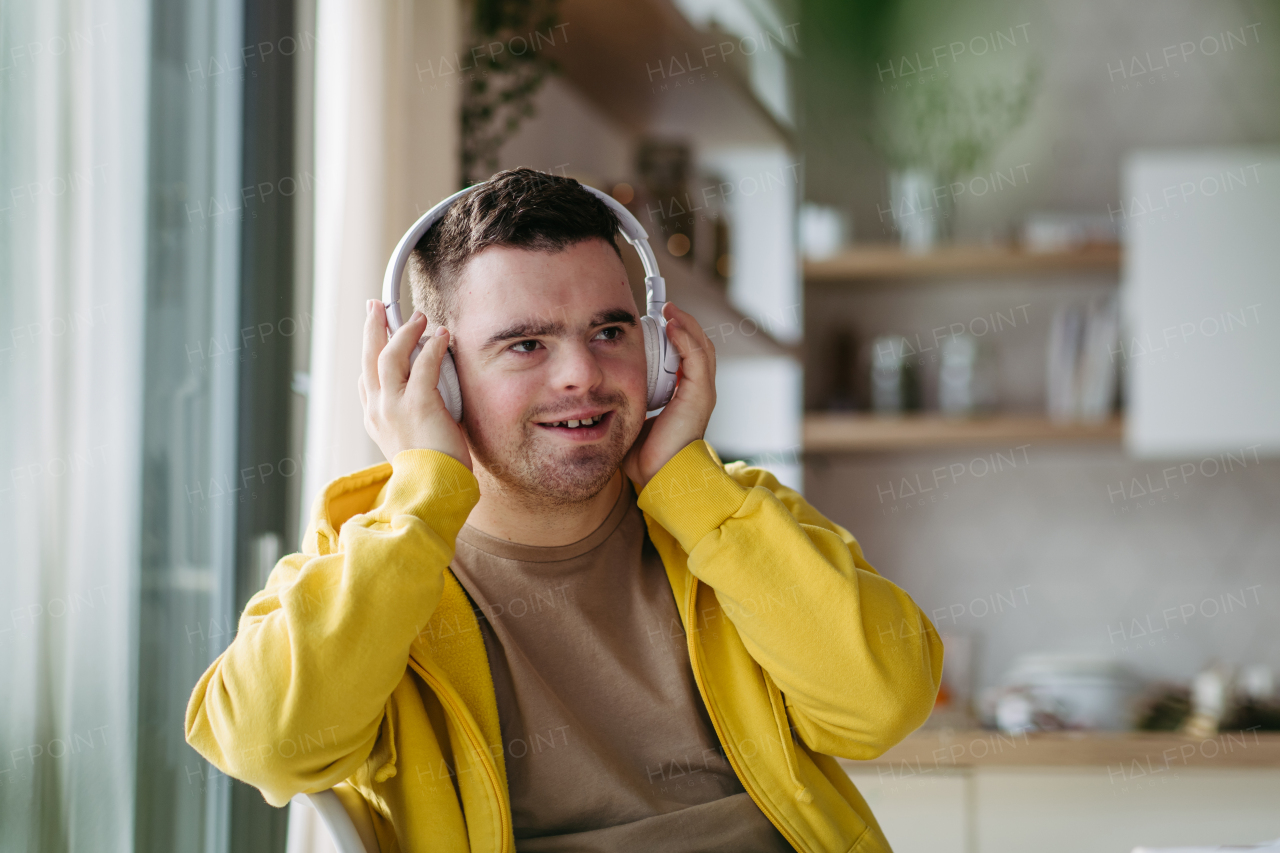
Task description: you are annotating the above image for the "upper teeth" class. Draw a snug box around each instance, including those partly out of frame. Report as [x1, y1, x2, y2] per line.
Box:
[548, 415, 601, 428]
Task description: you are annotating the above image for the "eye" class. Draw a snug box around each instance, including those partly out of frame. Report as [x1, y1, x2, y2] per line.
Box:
[595, 326, 623, 341]
[510, 339, 541, 353]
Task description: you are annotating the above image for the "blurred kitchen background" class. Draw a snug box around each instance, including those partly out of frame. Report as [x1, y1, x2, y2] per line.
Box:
[2, 0, 1278, 851]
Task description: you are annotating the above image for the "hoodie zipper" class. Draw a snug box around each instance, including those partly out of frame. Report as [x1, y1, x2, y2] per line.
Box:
[413, 661, 511, 853]
[685, 578, 808, 853]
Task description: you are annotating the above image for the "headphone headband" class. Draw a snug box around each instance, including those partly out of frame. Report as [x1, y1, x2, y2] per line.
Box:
[380, 174, 680, 419]
[381, 179, 666, 329]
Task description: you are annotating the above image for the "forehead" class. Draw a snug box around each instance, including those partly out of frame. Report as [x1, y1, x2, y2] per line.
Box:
[451, 239, 634, 333]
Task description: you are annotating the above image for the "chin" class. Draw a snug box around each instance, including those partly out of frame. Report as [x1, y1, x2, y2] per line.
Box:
[469, 404, 641, 504]
[537, 445, 622, 502]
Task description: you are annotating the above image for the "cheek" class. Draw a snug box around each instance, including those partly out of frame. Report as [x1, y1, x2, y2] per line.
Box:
[461, 369, 541, 435]
[604, 347, 649, 404]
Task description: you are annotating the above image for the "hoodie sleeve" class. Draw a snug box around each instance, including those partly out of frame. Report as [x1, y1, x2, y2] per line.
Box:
[637, 440, 943, 761]
[184, 449, 479, 807]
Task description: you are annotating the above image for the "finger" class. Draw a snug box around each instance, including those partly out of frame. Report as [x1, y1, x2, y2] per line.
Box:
[664, 305, 714, 383]
[363, 300, 388, 394]
[358, 374, 367, 408]
[407, 327, 450, 401]
[677, 303, 715, 376]
[665, 322, 710, 386]
[665, 302, 714, 359]
[379, 309, 428, 390]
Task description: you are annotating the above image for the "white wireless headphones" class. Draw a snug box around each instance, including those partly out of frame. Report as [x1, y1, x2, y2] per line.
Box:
[381, 180, 680, 422]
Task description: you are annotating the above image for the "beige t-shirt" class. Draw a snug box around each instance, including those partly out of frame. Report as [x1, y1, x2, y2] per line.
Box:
[448, 478, 794, 853]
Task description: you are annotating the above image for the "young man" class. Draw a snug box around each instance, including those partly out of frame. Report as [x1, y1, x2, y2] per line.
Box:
[186, 168, 943, 852]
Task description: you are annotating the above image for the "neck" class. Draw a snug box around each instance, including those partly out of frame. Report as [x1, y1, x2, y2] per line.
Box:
[465, 467, 624, 547]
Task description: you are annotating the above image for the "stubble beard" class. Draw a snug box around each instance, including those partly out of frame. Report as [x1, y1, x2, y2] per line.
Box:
[466, 392, 641, 508]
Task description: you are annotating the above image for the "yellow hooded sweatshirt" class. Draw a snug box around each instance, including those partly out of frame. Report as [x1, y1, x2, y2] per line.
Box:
[185, 440, 943, 852]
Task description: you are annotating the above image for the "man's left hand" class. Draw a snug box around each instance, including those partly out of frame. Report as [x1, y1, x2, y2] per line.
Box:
[623, 302, 717, 492]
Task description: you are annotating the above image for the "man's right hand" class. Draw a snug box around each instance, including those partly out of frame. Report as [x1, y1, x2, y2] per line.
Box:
[359, 299, 472, 470]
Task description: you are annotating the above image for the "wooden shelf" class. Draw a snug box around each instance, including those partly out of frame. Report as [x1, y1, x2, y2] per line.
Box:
[804, 413, 1123, 453]
[838, 728, 1280, 770]
[546, 0, 795, 148]
[805, 244, 1122, 282]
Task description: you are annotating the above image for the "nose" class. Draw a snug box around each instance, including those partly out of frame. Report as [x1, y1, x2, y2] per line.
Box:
[549, 339, 604, 393]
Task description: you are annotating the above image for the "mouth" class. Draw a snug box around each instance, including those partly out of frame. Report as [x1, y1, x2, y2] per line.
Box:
[534, 410, 613, 442]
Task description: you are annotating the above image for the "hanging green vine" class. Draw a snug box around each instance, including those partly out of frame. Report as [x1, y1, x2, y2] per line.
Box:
[461, 0, 564, 185]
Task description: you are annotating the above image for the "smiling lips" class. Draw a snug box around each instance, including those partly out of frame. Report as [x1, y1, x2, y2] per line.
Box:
[543, 414, 603, 428]
[536, 410, 611, 439]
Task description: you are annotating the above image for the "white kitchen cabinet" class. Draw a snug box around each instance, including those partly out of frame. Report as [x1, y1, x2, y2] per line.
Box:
[846, 766, 1280, 853]
[845, 769, 969, 853]
[1122, 150, 1280, 458]
[974, 768, 1280, 853]
[705, 356, 804, 490]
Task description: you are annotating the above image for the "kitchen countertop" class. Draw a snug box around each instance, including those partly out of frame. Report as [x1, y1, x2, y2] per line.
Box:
[836, 728, 1280, 772]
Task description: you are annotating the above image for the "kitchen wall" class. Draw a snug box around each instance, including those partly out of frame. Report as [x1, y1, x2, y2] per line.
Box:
[808, 445, 1280, 698]
[801, 0, 1280, 699]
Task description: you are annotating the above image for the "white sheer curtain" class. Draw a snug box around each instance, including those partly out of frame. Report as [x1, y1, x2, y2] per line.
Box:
[0, 0, 150, 848]
[290, 0, 460, 848]
[300, 0, 462, 512]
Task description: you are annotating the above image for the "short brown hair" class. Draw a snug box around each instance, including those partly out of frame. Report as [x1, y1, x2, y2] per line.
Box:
[407, 168, 622, 325]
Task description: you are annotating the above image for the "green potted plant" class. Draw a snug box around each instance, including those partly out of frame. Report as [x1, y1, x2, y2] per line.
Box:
[873, 65, 1041, 251]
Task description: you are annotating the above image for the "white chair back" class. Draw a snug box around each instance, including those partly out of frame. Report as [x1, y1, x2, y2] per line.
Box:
[293, 790, 374, 853]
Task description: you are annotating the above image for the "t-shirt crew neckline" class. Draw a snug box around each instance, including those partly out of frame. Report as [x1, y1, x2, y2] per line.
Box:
[455, 476, 634, 564]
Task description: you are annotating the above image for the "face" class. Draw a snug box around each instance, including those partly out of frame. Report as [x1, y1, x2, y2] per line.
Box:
[448, 238, 648, 504]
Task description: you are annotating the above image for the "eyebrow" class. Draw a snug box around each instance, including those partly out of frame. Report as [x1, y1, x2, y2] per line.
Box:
[483, 319, 564, 349]
[482, 308, 638, 350]
[593, 308, 639, 327]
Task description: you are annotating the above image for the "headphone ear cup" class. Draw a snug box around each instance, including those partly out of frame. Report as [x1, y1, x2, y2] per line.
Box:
[437, 350, 463, 423]
[641, 315, 662, 408]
